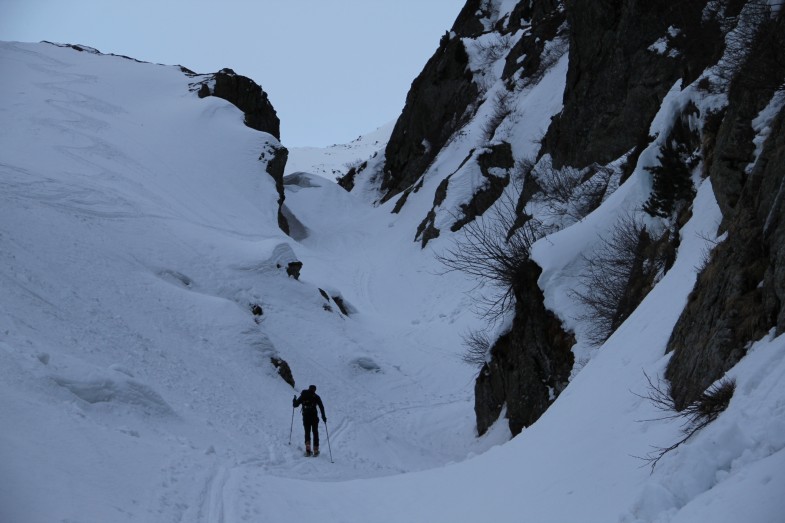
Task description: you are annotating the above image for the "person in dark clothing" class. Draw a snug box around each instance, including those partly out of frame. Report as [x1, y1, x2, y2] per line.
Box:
[293, 384, 326, 456]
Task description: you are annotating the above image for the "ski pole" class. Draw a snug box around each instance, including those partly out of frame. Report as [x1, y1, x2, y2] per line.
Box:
[324, 420, 334, 463]
[288, 399, 295, 445]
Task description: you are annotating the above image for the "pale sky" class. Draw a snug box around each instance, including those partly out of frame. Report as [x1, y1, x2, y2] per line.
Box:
[0, 0, 466, 147]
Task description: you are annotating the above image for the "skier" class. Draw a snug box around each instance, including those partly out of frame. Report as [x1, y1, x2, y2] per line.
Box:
[293, 385, 327, 456]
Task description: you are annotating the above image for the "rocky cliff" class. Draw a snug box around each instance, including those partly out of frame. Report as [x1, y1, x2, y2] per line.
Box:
[666, 10, 785, 409]
[344, 0, 784, 436]
[541, 0, 726, 169]
[379, 30, 478, 203]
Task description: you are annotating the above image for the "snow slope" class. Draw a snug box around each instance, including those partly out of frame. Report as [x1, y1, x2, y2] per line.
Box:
[0, 41, 498, 522]
[285, 121, 393, 181]
[1, 41, 783, 523]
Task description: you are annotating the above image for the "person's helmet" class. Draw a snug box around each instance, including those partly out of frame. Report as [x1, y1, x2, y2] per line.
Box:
[308, 385, 317, 392]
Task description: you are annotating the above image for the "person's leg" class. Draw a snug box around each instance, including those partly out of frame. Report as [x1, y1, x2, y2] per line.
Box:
[303, 419, 312, 455]
[313, 419, 320, 451]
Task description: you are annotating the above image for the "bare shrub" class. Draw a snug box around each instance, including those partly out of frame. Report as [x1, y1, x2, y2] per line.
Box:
[534, 162, 583, 207]
[532, 160, 617, 224]
[461, 329, 492, 368]
[634, 372, 736, 471]
[572, 214, 652, 345]
[471, 33, 515, 93]
[437, 179, 543, 321]
[481, 88, 513, 141]
[474, 33, 514, 68]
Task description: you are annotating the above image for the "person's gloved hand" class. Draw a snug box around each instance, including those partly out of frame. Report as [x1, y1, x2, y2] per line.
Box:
[292, 395, 297, 407]
[322, 416, 327, 423]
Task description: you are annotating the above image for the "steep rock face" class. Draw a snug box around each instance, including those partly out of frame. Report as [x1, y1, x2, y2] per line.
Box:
[449, 142, 514, 232]
[666, 16, 785, 408]
[380, 33, 479, 202]
[542, 0, 724, 169]
[197, 68, 280, 139]
[475, 260, 575, 436]
[666, 99, 785, 408]
[451, 0, 491, 37]
[501, 0, 565, 85]
[666, 104, 785, 409]
[414, 143, 514, 247]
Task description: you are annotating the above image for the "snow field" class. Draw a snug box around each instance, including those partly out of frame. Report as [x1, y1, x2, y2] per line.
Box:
[0, 41, 502, 522]
[1, 39, 783, 523]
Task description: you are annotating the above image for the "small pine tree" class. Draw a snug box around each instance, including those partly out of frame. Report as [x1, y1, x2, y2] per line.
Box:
[643, 139, 697, 218]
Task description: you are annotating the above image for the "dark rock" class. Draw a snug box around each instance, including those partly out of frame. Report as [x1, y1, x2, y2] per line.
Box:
[541, 0, 724, 169]
[414, 143, 513, 248]
[331, 295, 351, 316]
[337, 161, 367, 192]
[260, 142, 291, 235]
[415, 210, 441, 248]
[501, 1, 566, 86]
[667, 103, 785, 410]
[709, 13, 785, 226]
[450, 0, 488, 37]
[271, 357, 295, 388]
[251, 304, 263, 317]
[380, 34, 479, 203]
[450, 142, 513, 232]
[475, 259, 575, 436]
[197, 68, 280, 139]
[391, 189, 412, 214]
[286, 261, 303, 280]
[666, 12, 785, 409]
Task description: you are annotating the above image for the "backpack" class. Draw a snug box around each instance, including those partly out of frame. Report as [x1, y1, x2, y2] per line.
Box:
[300, 390, 317, 413]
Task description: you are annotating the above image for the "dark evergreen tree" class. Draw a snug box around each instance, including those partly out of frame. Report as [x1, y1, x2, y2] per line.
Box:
[644, 105, 700, 218]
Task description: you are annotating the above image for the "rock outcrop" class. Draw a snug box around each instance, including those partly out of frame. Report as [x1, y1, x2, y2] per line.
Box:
[541, 0, 725, 169]
[475, 260, 574, 436]
[260, 141, 290, 236]
[379, 32, 479, 202]
[338, 0, 784, 436]
[666, 11, 785, 409]
[196, 68, 280, 139]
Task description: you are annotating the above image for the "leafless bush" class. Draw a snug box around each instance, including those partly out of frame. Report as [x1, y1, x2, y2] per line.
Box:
[482, 88, 513, 141]
[461, 329, 492, 368]
[437, 179, 543, 321]
[532, 161, 617, 224]
[534, 163, 583, 207]
[474, 33, 514, 68]
[634, 372, 736, 471]
[471, 33, 515, 93]
[572, 213, 651, 345]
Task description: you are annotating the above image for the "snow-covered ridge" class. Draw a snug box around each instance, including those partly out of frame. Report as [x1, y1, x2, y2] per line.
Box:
[285, 120, 394, 180]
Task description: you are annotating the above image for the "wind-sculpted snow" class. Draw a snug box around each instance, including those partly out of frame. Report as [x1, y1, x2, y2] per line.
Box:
[52, 374, 176, 416]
